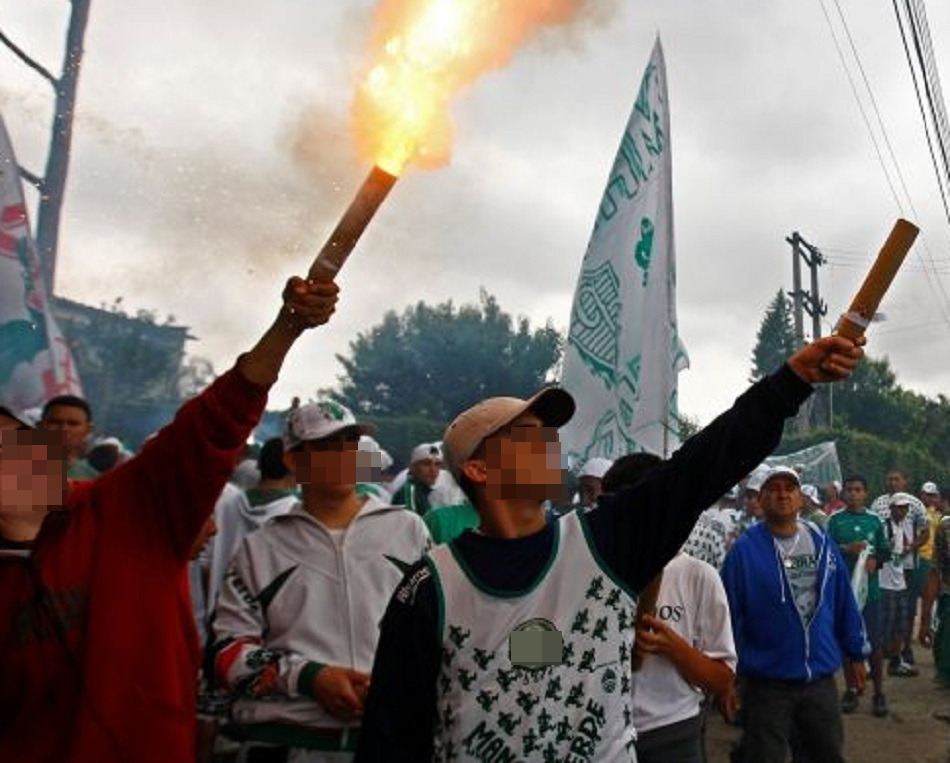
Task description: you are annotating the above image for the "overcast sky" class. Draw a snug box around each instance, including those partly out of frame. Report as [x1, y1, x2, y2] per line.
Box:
[2, 0, 949, 428]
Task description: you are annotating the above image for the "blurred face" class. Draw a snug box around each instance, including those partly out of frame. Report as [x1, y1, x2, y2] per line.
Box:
[287, 429, 363, 488]
[410, 458, 441, 488]
[844, 480, 867, 511]
[760, 475, 802, 524]
[824, 482, 840, 502]
[482, 412, 564, 502]
[40, 405, 92, 454]
[885, 471, 907, 494]
[0, 427, 67, 513]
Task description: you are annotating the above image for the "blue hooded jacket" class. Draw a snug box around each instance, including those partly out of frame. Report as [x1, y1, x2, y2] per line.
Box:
[721, 521, 868, 682]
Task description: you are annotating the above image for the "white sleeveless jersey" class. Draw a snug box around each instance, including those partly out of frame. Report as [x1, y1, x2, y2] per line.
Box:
[427, 511, 638, 763]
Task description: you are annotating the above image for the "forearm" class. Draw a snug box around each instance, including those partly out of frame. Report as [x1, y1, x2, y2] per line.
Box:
[920, 566, 939, 630]
[664, 642, 735, 697]
[237, 311, 306, 386]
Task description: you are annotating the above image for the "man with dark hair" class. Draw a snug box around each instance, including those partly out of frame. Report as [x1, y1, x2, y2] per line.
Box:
[356, 335, 864, 762]
[0, 276, 340, 762]
[40, 393, 98, 479]
[827, 475, 890, 716]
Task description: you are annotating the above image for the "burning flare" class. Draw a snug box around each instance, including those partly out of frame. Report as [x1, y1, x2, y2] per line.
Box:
[353, 0, 598, 175]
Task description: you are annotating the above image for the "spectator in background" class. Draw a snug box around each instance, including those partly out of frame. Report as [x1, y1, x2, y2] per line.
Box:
[872, 469, 929, 670]
[827, 475, 890, 717]
[880, 493, 918, 678]
[917, 481, 943, 635]
[205, 437, 299, 612]
[577, 456, 613, 510]
[800, 484, 828, 530]
[392, 442, 443, 516]
[823, 480, 846, 515]
[919, 500, 950, 688]
[40, 393, 98, 480]
[85, 436, 132, 474]
[604, 452, 736, 763]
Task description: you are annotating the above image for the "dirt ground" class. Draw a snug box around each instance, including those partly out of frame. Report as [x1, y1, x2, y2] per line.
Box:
[704, 640, 950, 763]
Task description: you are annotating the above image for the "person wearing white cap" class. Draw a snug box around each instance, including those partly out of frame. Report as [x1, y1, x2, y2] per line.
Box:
[879, 492, 919, 679]
[392, 442, 443, 516]
[799, 483, 828, 530]
[722, 466, 868, 763]
[210, 399, 430, 761]
[870, 469, 929, 670]
[914, 481, 943, 657]
[356, 333, 865, 762]
[578, 456, 613, 510]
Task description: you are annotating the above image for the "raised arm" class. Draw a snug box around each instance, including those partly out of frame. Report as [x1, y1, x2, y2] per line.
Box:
[94, 278, 340, 563]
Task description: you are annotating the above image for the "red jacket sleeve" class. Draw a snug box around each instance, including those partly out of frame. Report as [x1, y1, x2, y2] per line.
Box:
[87, 363, 269, 564]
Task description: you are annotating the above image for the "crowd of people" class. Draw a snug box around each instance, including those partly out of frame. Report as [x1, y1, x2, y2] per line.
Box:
[3, 276, 949, 763]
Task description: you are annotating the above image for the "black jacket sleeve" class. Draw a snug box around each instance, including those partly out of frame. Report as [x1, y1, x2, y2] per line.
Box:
[586, 363, 811, 593]
[355, 560, 441, 763]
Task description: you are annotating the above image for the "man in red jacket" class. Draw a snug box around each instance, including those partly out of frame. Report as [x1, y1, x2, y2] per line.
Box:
[0, 276, 339, 763]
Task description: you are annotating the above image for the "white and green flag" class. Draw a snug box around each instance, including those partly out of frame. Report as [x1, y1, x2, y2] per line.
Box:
[0, 114, 83, 410]
[561, 39, 687, 464]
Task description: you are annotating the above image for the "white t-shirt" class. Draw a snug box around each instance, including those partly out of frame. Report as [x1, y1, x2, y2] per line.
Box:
[631, 553, 737, 733]
[880, 517, 912, 591]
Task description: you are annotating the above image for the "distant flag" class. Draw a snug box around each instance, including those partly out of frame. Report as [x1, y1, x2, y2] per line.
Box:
[560, 39, 688, 464]
[0, 113, 82, 410]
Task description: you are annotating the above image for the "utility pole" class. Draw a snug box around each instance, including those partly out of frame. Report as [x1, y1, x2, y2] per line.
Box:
[787, 231, 830, 432]
[0, 0, 92, 294]
[786, 232, 828, 342]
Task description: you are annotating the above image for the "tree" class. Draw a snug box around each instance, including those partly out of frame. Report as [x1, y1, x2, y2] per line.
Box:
[332, 291, 563, 425]
[750, 289, 797, 382]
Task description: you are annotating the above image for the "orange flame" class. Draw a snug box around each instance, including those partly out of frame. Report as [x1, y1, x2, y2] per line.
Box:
[353, 0, 597, 176]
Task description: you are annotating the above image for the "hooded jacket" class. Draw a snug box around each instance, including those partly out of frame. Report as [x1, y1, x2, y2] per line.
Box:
[721, 521, 868, 683]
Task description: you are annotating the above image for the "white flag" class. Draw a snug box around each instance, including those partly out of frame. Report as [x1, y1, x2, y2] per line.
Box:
[561, 39, 687, 464]
[0, 114, 83, 409]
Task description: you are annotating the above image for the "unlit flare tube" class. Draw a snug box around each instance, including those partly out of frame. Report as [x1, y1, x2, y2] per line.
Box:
[308, 165, 399, 281]
[834, 218, 919, 339]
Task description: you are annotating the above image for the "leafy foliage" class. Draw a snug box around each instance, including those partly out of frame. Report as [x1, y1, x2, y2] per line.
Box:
[332, 290, 563, 424]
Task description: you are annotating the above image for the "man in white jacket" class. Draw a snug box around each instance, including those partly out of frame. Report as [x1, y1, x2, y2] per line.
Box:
[211, 400, 430, 763]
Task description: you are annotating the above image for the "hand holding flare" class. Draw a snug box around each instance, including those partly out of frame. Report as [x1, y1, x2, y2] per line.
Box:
[633, 219, 917, 673]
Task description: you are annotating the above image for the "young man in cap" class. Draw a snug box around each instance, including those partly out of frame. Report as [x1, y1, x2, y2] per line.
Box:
[0, 276, 339, 762]
[880, 493, 919, 677]
[577, 456, 613, 510]
[210, 399, 430, 762]
[355, 335, 863, 763]
[392, 442, 443, 516]
[721, 466, 868, 763]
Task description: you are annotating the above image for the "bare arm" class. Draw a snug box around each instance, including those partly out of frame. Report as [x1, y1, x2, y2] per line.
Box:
[635, 614, 735, 698]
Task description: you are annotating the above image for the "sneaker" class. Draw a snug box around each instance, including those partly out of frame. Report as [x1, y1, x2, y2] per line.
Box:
[872, 694, 889, 717]
[901, 648, 916, 666]
[892, 661, 919, 677]
[841, 689, 859, 714]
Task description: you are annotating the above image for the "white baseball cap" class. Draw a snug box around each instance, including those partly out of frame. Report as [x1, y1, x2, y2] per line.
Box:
[284, 400, 375, 451]
[801, 484, 821, 505]
[921, 481, 939, 495]
[760, 466, 802, 490]
[410, 442, 443, 465]
[889, 491, 915, 508]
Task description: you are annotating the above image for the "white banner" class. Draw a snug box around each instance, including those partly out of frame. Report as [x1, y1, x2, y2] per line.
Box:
[561, 39, 687, 465]
[0, 114, 83, 409]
